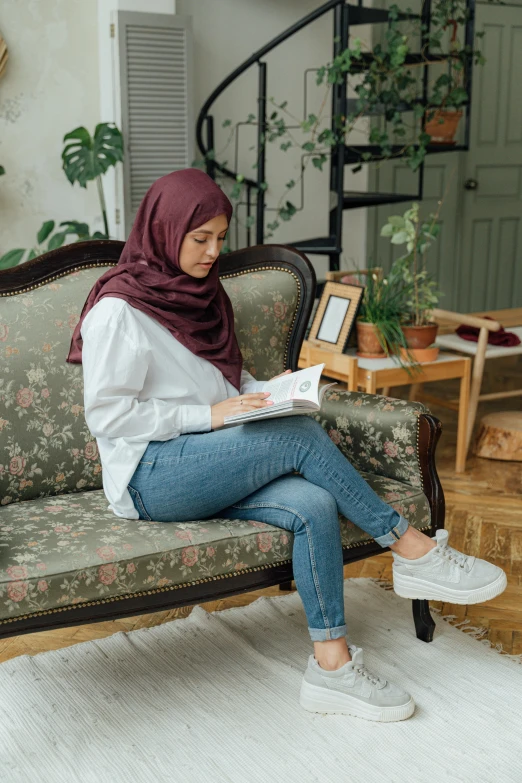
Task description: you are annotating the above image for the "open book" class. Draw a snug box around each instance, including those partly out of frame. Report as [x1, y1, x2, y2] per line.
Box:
[223, 363, 336, 427]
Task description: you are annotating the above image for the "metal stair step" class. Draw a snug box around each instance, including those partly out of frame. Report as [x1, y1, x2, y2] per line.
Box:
[351, 52, 450, 69]
[287, 237, 341, 254]
[342, 191, 419, 209]
[344, 144, 468, 163]
[347, 6, 419, 26]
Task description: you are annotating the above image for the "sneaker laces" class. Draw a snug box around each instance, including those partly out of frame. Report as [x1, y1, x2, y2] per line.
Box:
[352, 663, 386, 688]
[436, 540, 471, 571]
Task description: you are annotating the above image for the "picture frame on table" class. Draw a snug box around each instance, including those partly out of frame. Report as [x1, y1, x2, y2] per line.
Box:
[307, 281, 364, 353]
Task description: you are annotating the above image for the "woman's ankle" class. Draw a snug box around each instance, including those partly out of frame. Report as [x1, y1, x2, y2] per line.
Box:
[389, 526, 436, 559]
[313, 638, 351, 670]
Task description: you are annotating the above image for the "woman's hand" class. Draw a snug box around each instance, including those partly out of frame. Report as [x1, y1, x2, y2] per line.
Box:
[211, 371, 292, 429]
[211, 392, 273, 430]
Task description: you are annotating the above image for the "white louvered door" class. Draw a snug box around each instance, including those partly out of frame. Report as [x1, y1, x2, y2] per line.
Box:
[117, 12, 193, 235]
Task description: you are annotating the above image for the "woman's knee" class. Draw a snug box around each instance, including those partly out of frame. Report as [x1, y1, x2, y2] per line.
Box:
[279, 415, 328, 444]
[294, 414, 325, 432]
[284, 478, 339, 528]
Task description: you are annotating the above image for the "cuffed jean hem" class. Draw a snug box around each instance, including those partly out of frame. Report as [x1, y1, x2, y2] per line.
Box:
[308, 624, 347, 642]
[373, 514, 410, 547]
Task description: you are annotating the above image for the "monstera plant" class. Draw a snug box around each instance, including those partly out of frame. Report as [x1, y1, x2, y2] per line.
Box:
[62, 122, 124, 239]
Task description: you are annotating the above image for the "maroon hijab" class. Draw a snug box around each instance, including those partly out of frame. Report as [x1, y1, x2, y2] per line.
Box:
[66, 168, 244, 390]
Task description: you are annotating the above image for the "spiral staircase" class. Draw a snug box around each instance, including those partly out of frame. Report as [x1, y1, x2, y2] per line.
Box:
[195, 0, 475, 281]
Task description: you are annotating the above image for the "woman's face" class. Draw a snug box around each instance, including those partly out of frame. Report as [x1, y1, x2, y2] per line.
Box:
[179, 213, 229, 278]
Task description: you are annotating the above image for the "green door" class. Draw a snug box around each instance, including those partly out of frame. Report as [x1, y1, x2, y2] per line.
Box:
[457, 2, 522, 311]
[367, 2, 522, 312]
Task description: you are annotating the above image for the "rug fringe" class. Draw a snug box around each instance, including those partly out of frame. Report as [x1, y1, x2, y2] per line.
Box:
[370, 578, 522, 665]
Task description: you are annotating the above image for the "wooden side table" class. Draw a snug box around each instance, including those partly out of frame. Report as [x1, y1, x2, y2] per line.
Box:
[299, 340, 472, 473]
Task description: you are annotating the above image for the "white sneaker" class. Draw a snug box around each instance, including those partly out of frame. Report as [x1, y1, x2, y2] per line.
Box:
[299, 644, 415, 722]
[392, 528, 507, 605]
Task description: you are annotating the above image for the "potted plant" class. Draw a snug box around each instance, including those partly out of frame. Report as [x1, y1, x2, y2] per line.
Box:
[424, 106, 462, 145]
[355, 265, 410, 359]
[356, 272, 400, 359]
[380, 202, 442, 362]
[424, 2, 472, 145]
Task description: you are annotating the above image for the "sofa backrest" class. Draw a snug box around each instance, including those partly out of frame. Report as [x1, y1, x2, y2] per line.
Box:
[0, 244, 312, 506]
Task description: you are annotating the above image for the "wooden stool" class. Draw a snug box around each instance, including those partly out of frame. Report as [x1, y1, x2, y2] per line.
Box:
[473, 412, 522, 461]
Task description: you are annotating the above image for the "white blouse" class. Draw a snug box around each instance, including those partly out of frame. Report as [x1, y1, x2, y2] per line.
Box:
[80, 296, 266, 519]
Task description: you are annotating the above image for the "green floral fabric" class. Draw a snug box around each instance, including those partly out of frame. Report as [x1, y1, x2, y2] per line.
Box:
[311, 389, 428, 488]
[0, 265, 298, 507]
[0, 474, 430, 624]
[221, 269, 298, 381]
[1, 267, 107, 506]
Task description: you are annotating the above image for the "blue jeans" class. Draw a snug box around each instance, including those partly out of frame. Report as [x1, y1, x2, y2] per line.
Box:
[127, 416, 409, 642]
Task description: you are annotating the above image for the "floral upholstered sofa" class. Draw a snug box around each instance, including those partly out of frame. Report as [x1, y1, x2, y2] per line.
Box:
[0, 241, 444, 644]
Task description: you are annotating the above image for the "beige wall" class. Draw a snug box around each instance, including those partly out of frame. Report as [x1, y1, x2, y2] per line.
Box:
[0, 0, 101, 256]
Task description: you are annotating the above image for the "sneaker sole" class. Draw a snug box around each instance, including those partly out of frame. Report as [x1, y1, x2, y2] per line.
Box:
[393, 569, 507, 605]
[299, 681, 415, 722]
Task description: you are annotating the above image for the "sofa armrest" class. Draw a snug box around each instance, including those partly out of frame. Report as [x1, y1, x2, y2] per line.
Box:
[310, 388, 431, 490]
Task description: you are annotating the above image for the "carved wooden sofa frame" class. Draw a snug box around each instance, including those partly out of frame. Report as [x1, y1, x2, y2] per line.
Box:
[0, 241, 443, 645]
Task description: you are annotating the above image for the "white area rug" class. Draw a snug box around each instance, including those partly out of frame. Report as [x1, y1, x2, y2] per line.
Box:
[1, 578, 521, 783]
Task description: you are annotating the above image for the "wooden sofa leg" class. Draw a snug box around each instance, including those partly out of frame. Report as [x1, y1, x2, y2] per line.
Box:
[279, 581, 295, 591]
[412, 599, 436, 642]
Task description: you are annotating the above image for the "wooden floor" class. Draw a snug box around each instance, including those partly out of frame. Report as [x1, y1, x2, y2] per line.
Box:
[1, 356, 521, 664]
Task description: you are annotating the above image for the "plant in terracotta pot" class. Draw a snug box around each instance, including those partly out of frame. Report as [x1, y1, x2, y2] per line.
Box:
[381, 202, 442, 362]
[356, 264, 411, 360]
[424, 20, 463, 145]
[424, 0, 479, 145]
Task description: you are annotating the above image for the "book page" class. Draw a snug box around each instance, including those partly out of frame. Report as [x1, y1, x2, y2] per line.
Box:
[318, 382, 337, 403]
[263, 364, 324, 405]
[267, 376, 295, 404]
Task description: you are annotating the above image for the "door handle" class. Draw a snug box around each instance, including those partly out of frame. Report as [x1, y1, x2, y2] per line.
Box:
[464, 179, 478, 191]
